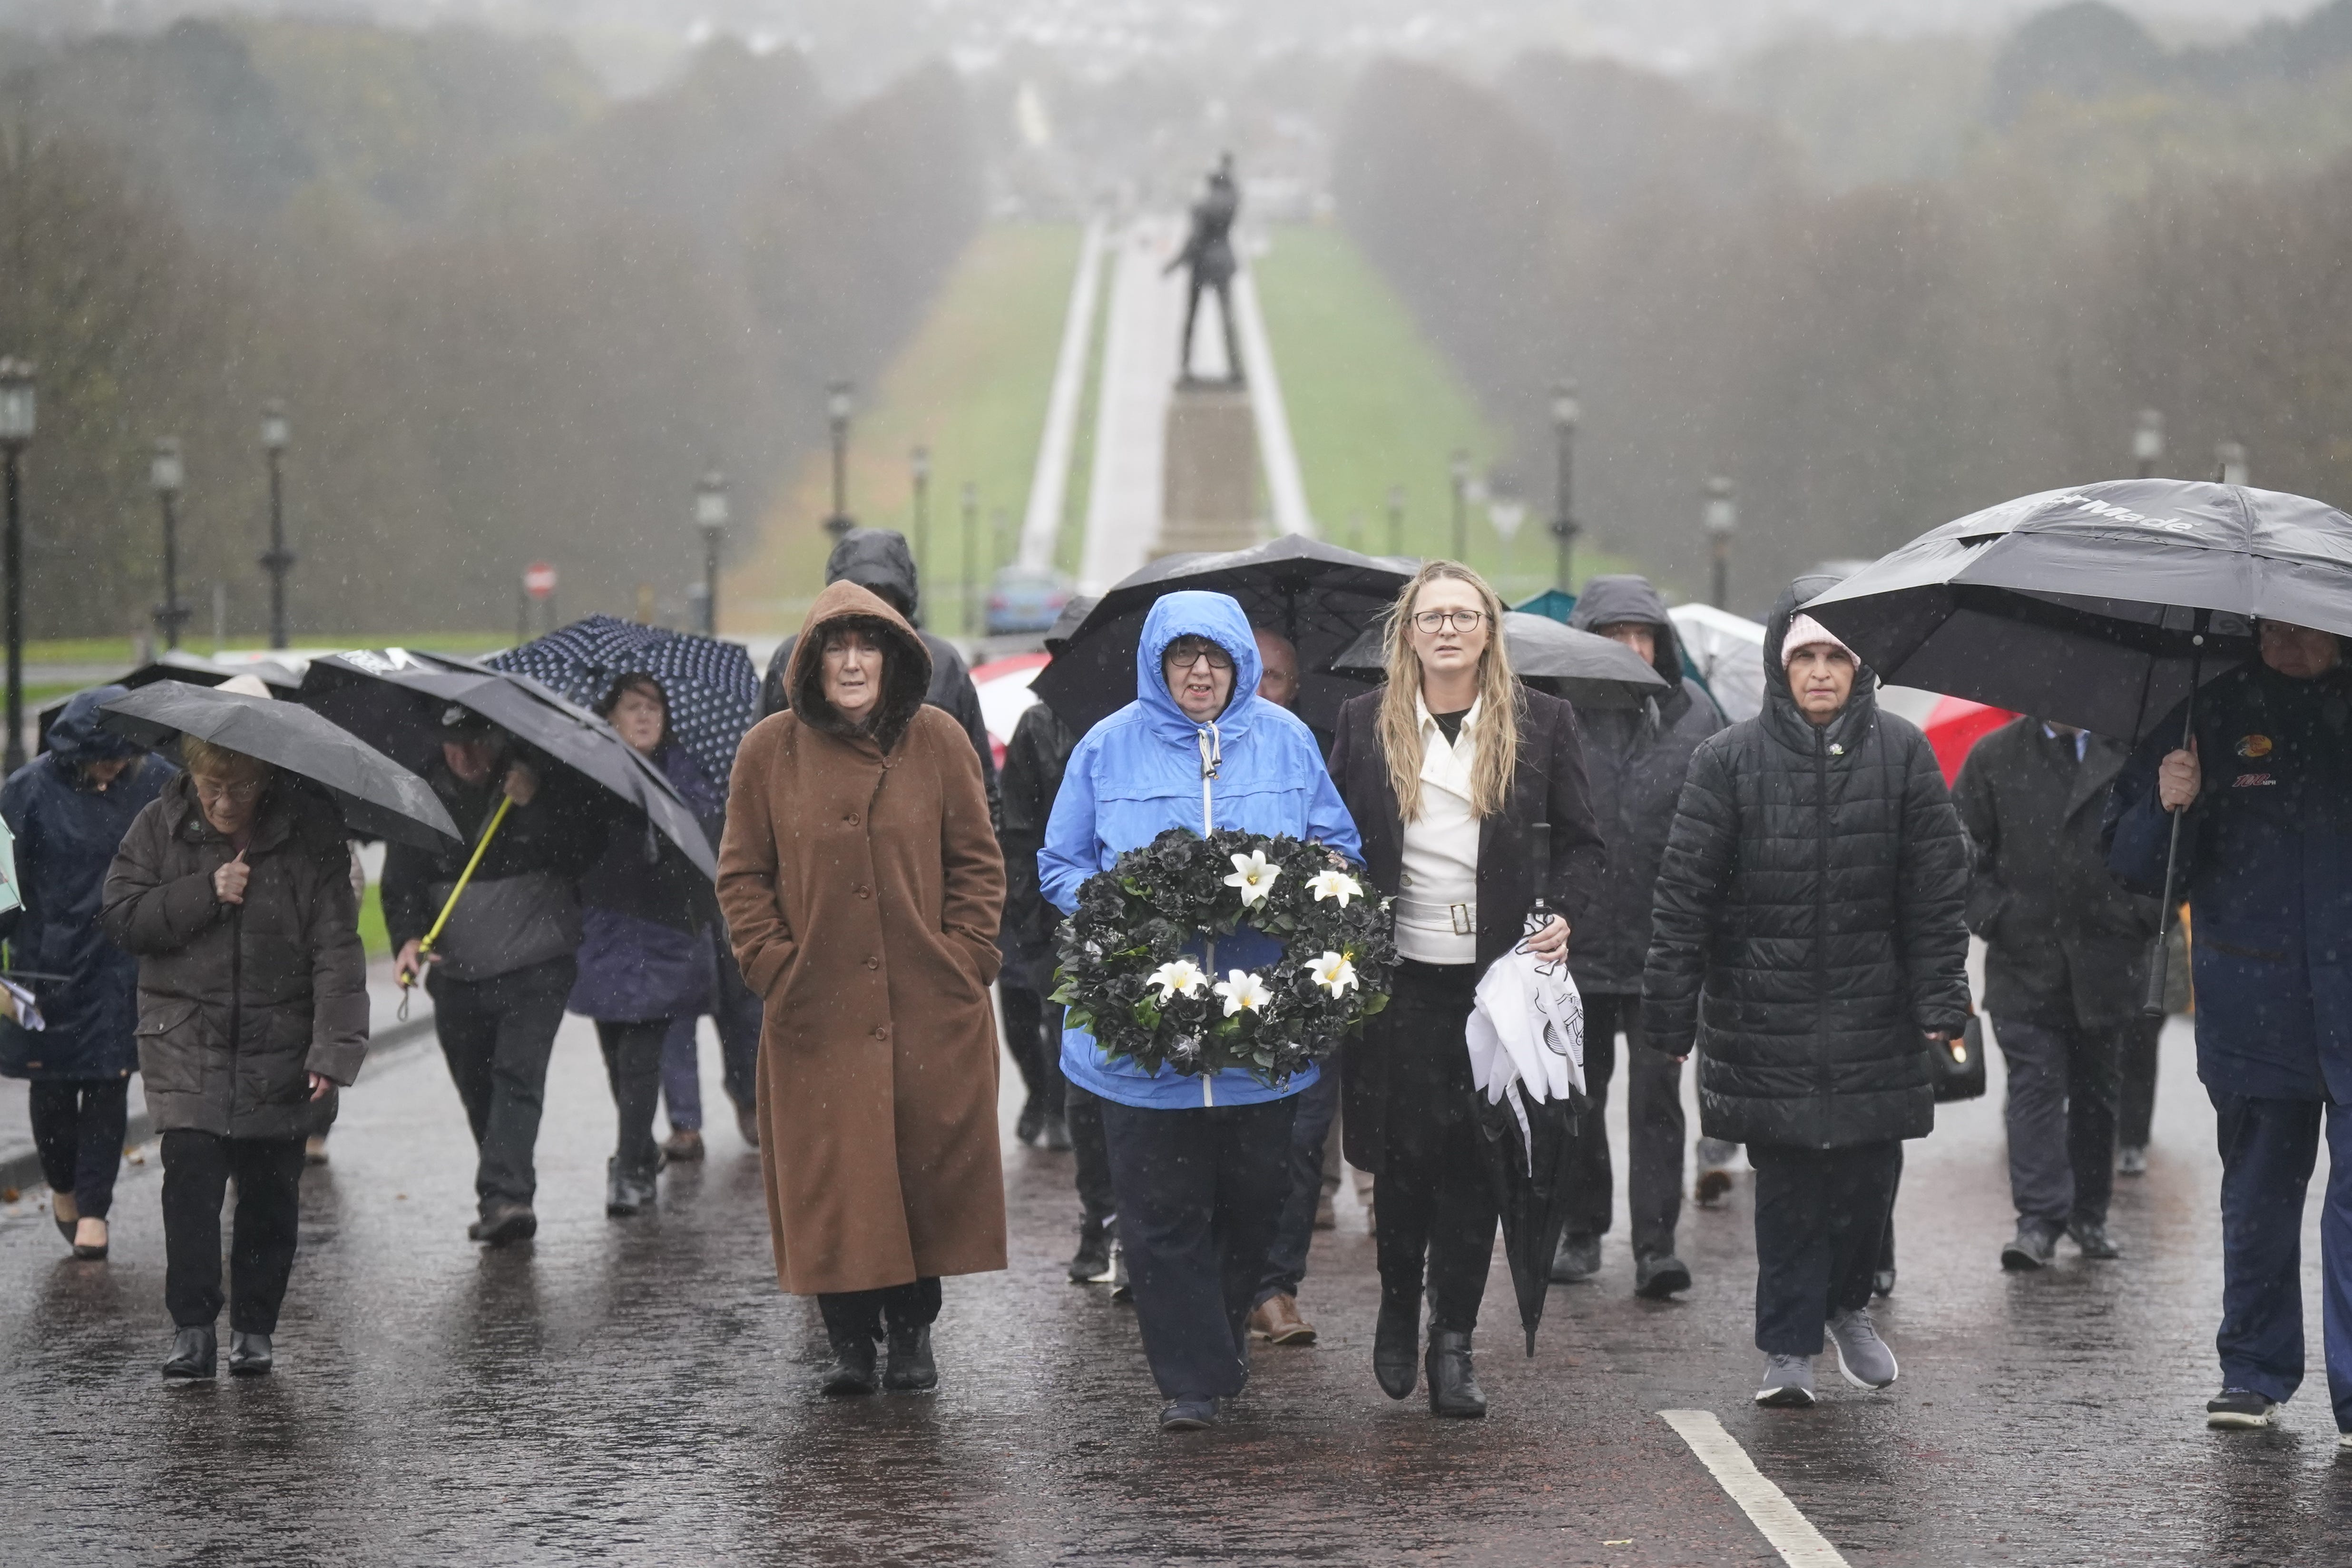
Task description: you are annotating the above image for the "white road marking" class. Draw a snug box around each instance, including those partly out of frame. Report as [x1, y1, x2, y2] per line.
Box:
[1657, 1409, 1852, 1567]
[1018, 217, 1106, 573]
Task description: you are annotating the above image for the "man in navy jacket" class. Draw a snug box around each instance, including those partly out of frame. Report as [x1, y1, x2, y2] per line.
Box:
[2108, 618, 2352, 1436]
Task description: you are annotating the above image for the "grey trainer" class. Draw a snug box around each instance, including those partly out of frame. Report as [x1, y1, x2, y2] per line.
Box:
[1754, 1354, 1816, 1407]
[1827, 1307, 1898, 1389]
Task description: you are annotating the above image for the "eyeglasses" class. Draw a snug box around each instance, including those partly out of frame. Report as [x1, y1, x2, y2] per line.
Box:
[1163, 640, 1233, 671]
[194, 776, 265, 805]
[1411, 608, 1488, 634]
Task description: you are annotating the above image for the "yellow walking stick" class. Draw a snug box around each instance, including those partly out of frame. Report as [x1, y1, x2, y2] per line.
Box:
[397, 794, 513, 1021]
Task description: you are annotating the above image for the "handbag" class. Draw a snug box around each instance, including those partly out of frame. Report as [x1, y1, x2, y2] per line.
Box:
[1929, 1013, 1988, 1103]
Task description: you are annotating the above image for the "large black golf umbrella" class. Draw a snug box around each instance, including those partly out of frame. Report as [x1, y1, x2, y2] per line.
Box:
[1329, 612, 1669, 708]
[97, 683, 460, 849]
[296, 648, 715, 877]
[1031, 535, 1414, 735]
[1801, 479, 2352, 742]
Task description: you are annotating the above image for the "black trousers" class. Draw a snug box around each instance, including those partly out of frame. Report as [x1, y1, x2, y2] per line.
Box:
[1064, 1082, 1117, 1234]
[999, 983, 1067, 1116]
[29, 1077, 130, 1219]
[595, 1019, 668, 1179]
[1566, 992, 1687, 1258]
[430, 956, 575, 1215]
[2118, 1013, 2164, 1150]
[1099, 1095, 1296, 1399]
[819, 1277, 942, 1345]
[1993, 1014, 2119, 1228]
[161, 1129, 308, 1333]
[1257, 1065, 1341, 1303]
[1750, 1139, 1903, 1357]
[1373, 960, 1499, 1335]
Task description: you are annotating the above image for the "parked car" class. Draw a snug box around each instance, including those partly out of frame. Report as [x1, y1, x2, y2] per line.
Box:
[986, 567, 1073, 637]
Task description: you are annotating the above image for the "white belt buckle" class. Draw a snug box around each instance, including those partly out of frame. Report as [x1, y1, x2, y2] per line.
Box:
[1450, 902, 1473, 937]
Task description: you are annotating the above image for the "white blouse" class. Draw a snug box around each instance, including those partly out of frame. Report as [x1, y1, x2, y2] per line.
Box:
[1395, 695, 1481, 966]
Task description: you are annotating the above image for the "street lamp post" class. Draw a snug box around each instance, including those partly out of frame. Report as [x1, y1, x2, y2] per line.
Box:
[1448, 450, 1470, 562]
[911, 446, 931, 599]
[960, 481, 979, 638]
[2133, 409, 2164, 480]
[1550, 380, 1580, 592]
[0, 358, 34, 772]
[2216, 440, 2249, 487]
[150, 437, 189, 651]
[823, 381, 855, 540]
[696, 467, 729, 635]
[1704, 475, 1736, 611]
[260, 399, 294, 648]
[1386, 484, 1405, 558]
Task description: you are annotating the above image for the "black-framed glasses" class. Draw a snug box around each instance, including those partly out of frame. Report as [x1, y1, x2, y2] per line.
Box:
[1162, 639, 1233, 671]
[1411, 608, 1488, 634]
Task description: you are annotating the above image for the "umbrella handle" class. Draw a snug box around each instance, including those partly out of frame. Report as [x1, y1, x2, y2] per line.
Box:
[412, 794, 515, 971]
[2142, 631, 2203, 1017]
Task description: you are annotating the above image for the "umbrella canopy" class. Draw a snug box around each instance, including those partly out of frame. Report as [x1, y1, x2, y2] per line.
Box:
[1797, 479, 2352, 741]
[1473, 1085, 1583, 1356]
[295, 648, 715, 877]
[96, 683, 461, 850]
[485, 616, 757, 793]
[1029, 534, 1414, 735]
[39, 652, 304, 753]
[1328, 611, 1669, 708]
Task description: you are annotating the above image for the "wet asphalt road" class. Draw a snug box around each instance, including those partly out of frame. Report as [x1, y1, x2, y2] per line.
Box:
[2, 1011, 2347, 1567]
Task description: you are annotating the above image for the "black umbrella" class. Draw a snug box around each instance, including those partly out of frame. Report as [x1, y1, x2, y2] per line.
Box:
[1328, 611, 1669, 708]
[39, 652, 304, 753]
[97, 683, 461, 849]
[1475, 1080, 1584, 1357]
[294, 648, 715, 877]
[1030, 534, 1415, 735]
[1806, 477, 2352, 1010]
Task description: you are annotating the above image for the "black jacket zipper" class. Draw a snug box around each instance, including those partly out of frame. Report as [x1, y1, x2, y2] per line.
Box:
[1814, 724, 1831, 1134]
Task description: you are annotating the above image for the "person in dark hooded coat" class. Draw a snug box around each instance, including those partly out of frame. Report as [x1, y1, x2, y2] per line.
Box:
[0, 686, 173, 1259]
[1553, 576, 1725, 1299]
[1643, 576, 1969, 1409]
[759, 528, 998, 824]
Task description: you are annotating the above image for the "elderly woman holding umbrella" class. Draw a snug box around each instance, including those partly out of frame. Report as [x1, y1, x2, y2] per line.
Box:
[1326, 561, 1606, 1418]
[719, 581, 1007, 1397]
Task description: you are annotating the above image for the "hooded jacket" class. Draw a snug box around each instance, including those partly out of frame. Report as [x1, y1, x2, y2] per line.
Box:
[1567, 576, 1727, 996]
[1039, 590, 1362, 1109]
[0, 687, 175, 1080]
[1642, 576, 1970, 1148]
[759, 528, 999, 824]
[997, 698, 1082, 993]
[718, 580, 1008, 1294]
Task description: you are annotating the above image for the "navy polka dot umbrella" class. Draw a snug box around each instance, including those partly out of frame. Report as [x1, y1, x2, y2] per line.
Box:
[488, 617, 756, 790]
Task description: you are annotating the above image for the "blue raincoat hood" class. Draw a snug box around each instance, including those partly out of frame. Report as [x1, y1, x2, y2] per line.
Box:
[48, 685, 141, 766]
[1136, 590, 1266, 740]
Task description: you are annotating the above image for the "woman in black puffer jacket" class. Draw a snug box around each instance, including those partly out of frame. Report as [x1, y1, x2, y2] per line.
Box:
[1643, 575, 1969, 1409]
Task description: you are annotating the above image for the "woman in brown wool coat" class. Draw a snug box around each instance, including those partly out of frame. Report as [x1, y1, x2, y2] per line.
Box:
[718, 579, 1008, 1398]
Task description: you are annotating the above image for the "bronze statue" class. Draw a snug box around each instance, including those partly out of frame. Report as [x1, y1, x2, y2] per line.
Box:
[1167, 153, 1243, 385]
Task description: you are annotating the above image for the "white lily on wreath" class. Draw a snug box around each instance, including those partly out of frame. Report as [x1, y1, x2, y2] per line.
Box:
[1307, 868, 1362, 908]
[1223, 850, 1281, 908]
[1148, 957, 1207, 1001]
[1308, 951, 1359, 997]
[1214, 969, 1274, 1017]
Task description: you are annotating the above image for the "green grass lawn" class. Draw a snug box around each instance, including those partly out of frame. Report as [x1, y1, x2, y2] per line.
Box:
[358, 881, 389, 958]
[24, 632, 514, 666]
[727, 222, 1084, 635]
[1253, 224, 1636, 598]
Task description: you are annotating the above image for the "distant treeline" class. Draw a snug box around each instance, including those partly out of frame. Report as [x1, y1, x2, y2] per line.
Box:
[0, 20, 980, 637]
[1335, 1, 2352, 611]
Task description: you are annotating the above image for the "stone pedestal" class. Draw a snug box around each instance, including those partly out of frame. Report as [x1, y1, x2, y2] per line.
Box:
[1156, 381, 1263, 557]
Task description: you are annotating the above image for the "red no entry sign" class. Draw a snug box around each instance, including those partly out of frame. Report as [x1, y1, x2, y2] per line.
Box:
[523, 561, 557, 599]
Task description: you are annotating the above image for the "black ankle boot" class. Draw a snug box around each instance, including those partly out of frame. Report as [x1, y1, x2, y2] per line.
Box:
[819, 1336, 879, 1397]
[883, 1325, 938, 1392]
[162, 1325, 216, 1381]
[1374, 1295, 1420, 1400]
[227, 1331, 274, 1376]
[1426, 1328, 1487, 1418]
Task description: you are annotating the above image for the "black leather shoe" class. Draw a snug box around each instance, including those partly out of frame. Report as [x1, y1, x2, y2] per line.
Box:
[883, 1325, 938, 1392]
[162, 1326, 216, 1381]
[2001, 1220, 2057, 1271]
[1549, 1232, 1601, 1283]
[1159, 1397, 1216, 1432]
[1067, 1224, 1111, 1284]
[227, 1331, 274, 1377]
[468, 1204, 538, 1246]
[606, 1157, 657, 1217]
[2069, 1218, 2123, 1260]
[1016, 1098, 1046, 1146]
[1374, 1295, 1419, 1400]
[1635, 1253, 1693, 1299]
[1426, 1329, 1487, 1418]
[820, 1338, 879, 1397]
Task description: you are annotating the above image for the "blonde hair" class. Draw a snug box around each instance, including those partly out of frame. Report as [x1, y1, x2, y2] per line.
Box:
[179, 735, 270, 784]
[1377, 560, 1520, 821]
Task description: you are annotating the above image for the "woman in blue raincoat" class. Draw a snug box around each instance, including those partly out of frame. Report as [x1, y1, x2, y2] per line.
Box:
[1040, 590, 1361, 1432]
[0, 686, 173, 1258]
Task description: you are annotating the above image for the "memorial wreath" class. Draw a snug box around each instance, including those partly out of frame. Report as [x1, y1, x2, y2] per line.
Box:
[1052, 827, 1396, 1086]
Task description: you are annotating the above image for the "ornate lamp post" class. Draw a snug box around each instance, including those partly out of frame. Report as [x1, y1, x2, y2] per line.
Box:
[1704, 475, 1736, 611]
[1449, 449, 1470, 562]
[696, 467, 728, 635]
[151, 437, 189, 651]
[911, 445, 931, 599]
[2133, 408, 2164, 480]
[1549, 380, 1580, 592]
[260, 399, 294, 648]
[0, 358, 34, 771]
[823, 381, 855, 540]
